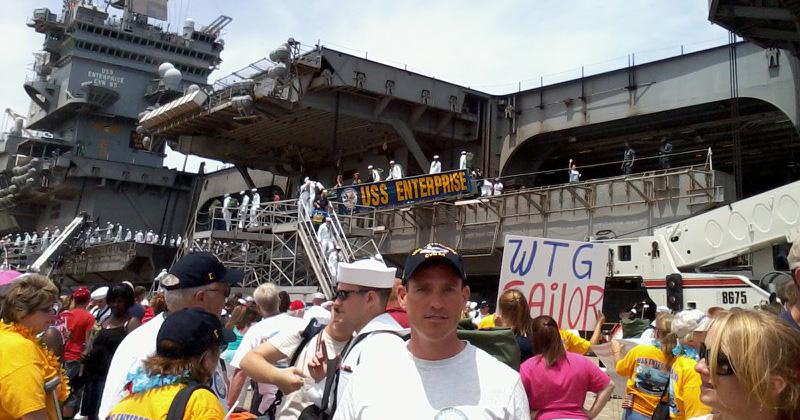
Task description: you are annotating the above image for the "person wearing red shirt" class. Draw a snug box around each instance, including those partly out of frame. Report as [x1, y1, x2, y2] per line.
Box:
[385, 278, 410, 328]
[63, 286, 96, 417]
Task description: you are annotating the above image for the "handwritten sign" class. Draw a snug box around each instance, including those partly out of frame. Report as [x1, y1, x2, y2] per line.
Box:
[498, 235, 609, 331]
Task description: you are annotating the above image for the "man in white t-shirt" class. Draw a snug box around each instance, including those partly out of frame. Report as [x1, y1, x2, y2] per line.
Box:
[334, 243, 530, 419]
[228, 283, 306, 414]
[307, 258, 405, 416]
[304, 292, 331, 325]
[97, 252, 243, 419]
[239, 304, 354, 419]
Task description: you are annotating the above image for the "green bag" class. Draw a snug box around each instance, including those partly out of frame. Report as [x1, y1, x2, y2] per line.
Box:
[456, 325, 521, 371]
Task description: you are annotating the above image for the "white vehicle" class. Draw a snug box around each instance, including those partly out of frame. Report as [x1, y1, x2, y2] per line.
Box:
[600, 180, 800, 313]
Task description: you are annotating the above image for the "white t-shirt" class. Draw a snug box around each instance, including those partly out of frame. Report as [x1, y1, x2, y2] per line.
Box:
[303, 305, 331, 325]
[270, 324, 349, 420]
[97, 312, 229, 419]
[334, 342, 530, 419]
[230, 313, 307, 411]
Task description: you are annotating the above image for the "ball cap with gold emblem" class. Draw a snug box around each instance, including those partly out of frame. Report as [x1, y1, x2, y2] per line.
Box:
[402, 242, 467, 284]
[163, 251, 244, 289]
[156, 308, 236, 358]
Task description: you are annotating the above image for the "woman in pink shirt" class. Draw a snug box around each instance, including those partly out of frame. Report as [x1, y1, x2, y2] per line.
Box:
[520, 315, 615, 419]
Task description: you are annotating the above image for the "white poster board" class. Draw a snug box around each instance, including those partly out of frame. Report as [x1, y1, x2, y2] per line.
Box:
[498, 235, 609, 331]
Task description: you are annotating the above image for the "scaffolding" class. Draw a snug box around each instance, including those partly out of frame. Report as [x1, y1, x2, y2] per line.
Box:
[189, 198, 382, 298]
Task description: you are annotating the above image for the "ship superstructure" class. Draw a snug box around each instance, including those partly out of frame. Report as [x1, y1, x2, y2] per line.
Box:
[0, 0, 230, 283]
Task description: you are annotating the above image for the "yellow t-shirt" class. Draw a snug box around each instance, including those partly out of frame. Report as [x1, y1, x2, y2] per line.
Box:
[108, 383, 224, 420]
[669, 356, 711, 420]
[559, 329, 591, 354]
[616, 345, 671, 417]
[0, 327, 66, 420]
[477, 314, 495, 329]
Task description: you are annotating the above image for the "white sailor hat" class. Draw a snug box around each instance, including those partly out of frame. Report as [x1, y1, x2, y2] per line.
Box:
[461, 151, 466, 154]
[337, 259, 397, 288]
[367, 165, 373, 169]
[239, 190, 245, 194]
[433, 155, 439, 159]
[251, 188, 257, 192]
[389, 160, 395, 164]
[91, 286, 109, 300]
[312, 292, 325, 300]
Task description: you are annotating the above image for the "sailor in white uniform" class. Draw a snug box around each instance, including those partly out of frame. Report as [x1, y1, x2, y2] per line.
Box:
[429, 155, 442, 174]
[385, 160, 403, 180]
[317, 217, 335, 257]
[238, 190, 250, 229]
[249, 188, 261, 227]
[368, 165, 381, 183]
[459, 150, 468, 170]
[222, 193, 234, 231]
[299, 177, 312, 214]
[307, 259, 404, 413]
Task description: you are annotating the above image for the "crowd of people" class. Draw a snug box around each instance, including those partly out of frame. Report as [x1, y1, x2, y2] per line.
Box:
[0, 237, 799, 420]
[0, 222, 182, 261]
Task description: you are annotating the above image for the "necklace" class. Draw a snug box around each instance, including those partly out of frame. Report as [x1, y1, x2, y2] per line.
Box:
[0, 321, 70, 402]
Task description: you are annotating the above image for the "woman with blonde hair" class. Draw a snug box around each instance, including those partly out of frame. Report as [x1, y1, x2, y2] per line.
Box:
[691, 309, 800, 420]
[614, 312, 679, 420]
[520, 315, 615, 419]
[108, 308, 235, 419]
[495, 288, 535, 361]
[0, 273, 69, 419]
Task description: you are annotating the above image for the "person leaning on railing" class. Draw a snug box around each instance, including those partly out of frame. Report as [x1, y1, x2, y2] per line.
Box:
[0, 273, 69, 420]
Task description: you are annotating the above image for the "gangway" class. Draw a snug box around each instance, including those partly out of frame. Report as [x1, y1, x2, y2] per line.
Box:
[372, 163, 727, 258]
[191, 198, 382, 298]
[29, 213, 89, 275]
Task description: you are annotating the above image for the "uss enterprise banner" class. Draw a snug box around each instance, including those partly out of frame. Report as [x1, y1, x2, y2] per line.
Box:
[333, 169, 475, 212]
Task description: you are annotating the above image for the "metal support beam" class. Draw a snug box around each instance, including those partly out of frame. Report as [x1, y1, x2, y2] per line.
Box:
[390, 119, 429, 170]
[626, 181, 653, 204]
[565, 186, 592, 209]
[409, 104, 427, 126]
[373, 97, 392, 120]
[235, 165, 256, 190]
[435, 113, 454, 134]
[718, 5, 794, 21]
[522, 192, 547, 214]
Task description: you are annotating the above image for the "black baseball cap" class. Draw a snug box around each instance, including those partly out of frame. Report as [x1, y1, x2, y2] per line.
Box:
[479, 300, 490, 308]
[157, 308, 236, 358]
[163, 252, 244, 289]
[402, 242, 467, 284]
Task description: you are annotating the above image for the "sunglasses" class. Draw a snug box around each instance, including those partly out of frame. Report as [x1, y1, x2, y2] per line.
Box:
[699, 342, 735, 376]
[335, 289, 373, 301]
[204, 284, 231, 298]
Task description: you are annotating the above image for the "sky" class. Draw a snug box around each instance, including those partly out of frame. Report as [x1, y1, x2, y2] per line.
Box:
[0, 0, 732, 172]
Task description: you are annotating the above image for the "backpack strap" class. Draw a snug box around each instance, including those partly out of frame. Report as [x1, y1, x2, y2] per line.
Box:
[265, 319, 326, 418]
[166, 384, 210, 420]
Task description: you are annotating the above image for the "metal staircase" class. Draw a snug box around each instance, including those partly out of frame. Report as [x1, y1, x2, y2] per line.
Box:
[190, 198, 383, 299]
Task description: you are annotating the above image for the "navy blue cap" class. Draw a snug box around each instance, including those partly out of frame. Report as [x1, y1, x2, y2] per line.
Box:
[163, 252, 244, 289]
[157, 308, 236, 357]
[402, 242, 467, 284]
